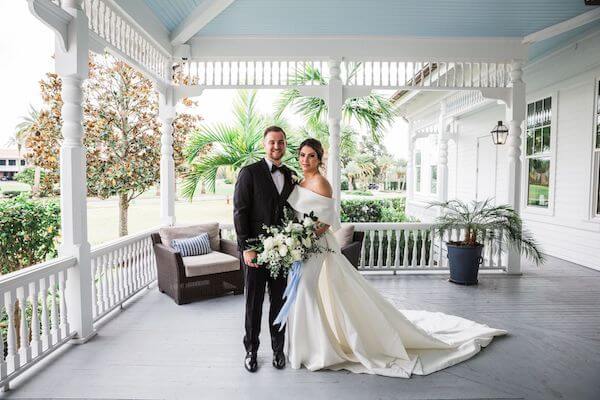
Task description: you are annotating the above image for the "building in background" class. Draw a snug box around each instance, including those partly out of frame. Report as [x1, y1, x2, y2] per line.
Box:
[0, 148, 27, 180]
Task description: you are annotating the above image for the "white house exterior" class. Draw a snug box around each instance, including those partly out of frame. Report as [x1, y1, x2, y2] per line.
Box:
[401, 27, 600, 271]
[0, 148, 27, 180]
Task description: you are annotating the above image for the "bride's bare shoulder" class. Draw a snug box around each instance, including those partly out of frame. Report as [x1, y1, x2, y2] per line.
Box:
[304, 175, 332, 198]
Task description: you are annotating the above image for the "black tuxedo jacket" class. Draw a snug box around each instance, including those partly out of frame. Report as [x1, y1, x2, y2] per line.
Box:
[233, 159, 295, 252]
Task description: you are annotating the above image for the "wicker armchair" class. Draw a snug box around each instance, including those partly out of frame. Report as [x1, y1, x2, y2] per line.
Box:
[152, 230, 244, 305]
[340, 231, 365, 269]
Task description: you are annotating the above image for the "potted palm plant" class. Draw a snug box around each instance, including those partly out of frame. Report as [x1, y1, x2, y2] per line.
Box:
[429, 199, 544, 285]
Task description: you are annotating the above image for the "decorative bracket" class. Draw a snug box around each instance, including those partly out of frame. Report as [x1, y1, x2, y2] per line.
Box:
[28, 0, 73, 52]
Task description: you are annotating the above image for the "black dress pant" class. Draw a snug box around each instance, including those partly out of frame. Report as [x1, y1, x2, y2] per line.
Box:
[242, 261, 287, 353]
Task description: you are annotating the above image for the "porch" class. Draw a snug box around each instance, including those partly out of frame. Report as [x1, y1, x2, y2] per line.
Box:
[1, 254, 598, 400]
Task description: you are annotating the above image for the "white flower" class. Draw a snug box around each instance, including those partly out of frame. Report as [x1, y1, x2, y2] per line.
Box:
[278, 245, 288, 257]
[264, 237, 274, 251]
[291, 249, 302, 261]
[291, 174, 301, 184]
[302, 237, 311, 248]
[292, 223, 304, 233]
[285, 237, 294, 247]
[303, 216, 313, 227]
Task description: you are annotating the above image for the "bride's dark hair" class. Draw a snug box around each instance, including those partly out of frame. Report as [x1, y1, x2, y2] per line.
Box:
[298, 138, 324, 166]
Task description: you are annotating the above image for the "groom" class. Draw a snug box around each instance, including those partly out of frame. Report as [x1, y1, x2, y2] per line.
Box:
[233, 126, 295, 373]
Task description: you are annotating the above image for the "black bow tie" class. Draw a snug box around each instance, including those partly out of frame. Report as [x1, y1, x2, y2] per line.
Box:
[270, 164, 283, 173]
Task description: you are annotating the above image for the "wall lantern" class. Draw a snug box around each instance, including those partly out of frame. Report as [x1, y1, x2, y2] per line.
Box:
[490, 120, 509, 145]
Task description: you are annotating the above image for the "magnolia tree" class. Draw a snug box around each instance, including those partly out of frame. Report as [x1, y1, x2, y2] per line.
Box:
[21, 53, 202, 236]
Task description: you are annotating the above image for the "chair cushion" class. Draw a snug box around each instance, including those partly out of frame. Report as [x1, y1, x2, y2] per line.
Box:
[171, 233, 212, 257]
[182, 251, 240, 278]
[159, 223, 220, 251]
[334, 224, 355, 248]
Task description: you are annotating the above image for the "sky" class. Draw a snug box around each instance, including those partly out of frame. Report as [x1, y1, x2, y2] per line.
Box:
[0, 2, 407, 159]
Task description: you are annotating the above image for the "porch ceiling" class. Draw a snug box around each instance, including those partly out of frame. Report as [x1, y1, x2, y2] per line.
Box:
[140, 0, 592, 38]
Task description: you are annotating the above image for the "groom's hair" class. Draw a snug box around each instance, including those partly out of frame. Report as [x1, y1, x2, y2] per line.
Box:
[263, 125, 286, 138]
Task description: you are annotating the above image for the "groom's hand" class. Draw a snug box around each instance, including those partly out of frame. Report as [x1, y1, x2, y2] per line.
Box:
[243, 250, 259, 268]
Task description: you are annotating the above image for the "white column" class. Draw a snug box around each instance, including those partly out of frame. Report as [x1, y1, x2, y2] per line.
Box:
[505, 60, 526, 275]
[437, 102, 449, 203]
[327, 59, 343, 215]
[56, 0, 96, 343]
[159, 86, 177, 226]
[406, 122, 415, 201]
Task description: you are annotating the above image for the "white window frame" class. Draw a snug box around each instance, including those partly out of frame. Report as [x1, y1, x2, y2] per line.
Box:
[522, 92, 558, 216]
[590, 77, 600, 222]
[415, 150, 422, 193]
[430, 165, 437, 194]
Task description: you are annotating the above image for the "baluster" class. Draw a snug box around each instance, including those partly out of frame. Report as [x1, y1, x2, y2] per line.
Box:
[125, 244, 132, 297]
[411, 230, 418, 267]
[116, 247, 123, 303]
[134, 241, 142, 289]
[29, 281, 42, 358]
[49, 274, 59, 343]
[496, 228, 504, 269]
[480, 230, 487, 267]
[141, 239, 149, 285]
[359, 230, 366, 268]
[58, 269, 68, 338]
[393, 230, 401, 268]
[150, 237, 157, 279]
[367, 230, 375, 268]
[101, 254, 109, 312]
[376, 230, 384, 268]
[5, 291, 18, 371]
[106, 252, 115, 307]
[420, 229, 428, 267]
[17, 287, 31, 364]
[40, 277, 50, 351]
[428, 229, 435, 267]
[0, 294, 6, 379]
[438, 230, 444, 267]
[487, 229, 495, 268]
[385, 230, 393, 268]
[91, 258, 98, 319]
[402, 230, 409, 267]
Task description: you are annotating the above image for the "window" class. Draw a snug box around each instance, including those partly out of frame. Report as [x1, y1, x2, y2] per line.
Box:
[8, 159, 16, 166]
[430, 165, 437, 194]
[525, 97, 552, 207]
[593, 80, 600, 217]
[20, 159, 25, 166]
[0, 160, 5, 166]
[415, 151, 421, 192]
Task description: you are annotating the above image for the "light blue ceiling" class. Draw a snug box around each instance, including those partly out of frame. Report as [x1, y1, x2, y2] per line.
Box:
[144, 0, 594, 37]
[528, 19, 600, 61]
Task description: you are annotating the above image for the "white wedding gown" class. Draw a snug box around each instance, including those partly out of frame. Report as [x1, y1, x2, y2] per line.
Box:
[284, 185, 507, 378]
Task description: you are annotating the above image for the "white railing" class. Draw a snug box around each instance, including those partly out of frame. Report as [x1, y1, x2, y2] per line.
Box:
[354, 223, 506, 271]
[90, 227, 159, 323]
[445, 90, 490, 117]
[343, 61, 511, 89]
[0, 256, 77, 389]
[218, 222, 505, 272]
[81, 0, 170, 81]
[174, 60, 330, 87]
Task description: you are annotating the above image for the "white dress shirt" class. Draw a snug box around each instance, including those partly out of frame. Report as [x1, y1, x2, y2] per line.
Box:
[264, 157, 284, 194]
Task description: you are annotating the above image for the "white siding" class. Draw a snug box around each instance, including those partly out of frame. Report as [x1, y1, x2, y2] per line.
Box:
[405, 30, 600, 271]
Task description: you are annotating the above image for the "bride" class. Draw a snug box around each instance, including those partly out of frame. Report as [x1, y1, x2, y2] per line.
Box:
[282, 138, 507, 378]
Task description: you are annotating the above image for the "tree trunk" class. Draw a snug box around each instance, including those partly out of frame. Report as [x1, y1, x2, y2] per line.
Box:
[119, 193, 129, 237]
[32, 166, 41, 197]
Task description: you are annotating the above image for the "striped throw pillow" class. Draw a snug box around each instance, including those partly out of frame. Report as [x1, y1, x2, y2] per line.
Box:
[171, 233, 212, 257]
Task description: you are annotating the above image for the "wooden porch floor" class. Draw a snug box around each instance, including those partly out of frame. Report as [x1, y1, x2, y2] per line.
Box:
[1, 256, 599, 400]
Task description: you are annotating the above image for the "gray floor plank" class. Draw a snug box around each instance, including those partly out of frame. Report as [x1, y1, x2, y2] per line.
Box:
[1, 256, 599, 400]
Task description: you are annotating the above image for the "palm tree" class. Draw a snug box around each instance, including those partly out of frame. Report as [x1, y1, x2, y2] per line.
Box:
[12, 106, 42, 195]
[275, 63, 398, 143]
[182, 90, 297, 199]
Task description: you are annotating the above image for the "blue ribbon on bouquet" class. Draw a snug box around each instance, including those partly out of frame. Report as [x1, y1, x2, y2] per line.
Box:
[273, 260, 303, 332]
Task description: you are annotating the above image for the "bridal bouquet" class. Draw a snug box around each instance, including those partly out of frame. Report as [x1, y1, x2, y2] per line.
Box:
[247, 208, 330, 279]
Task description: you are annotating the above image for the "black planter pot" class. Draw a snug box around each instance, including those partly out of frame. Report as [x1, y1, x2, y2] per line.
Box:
[446, 242, 483, 285]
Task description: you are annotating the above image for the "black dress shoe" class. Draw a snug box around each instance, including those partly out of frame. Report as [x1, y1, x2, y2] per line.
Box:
[245, 351, 258, 372]
[273, 351, 286, 369]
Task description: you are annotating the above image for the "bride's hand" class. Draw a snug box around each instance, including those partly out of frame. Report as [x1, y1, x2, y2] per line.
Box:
[315, 221, 330, 236]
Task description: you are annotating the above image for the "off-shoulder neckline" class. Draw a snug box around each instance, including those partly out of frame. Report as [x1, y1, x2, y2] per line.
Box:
[295, 185, 334, 201]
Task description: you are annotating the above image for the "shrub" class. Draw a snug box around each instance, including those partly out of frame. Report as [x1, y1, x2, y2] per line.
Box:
[341, 197, 406, 223]
[345, 190, 373, 196]
[0, 194, 61, 274]
[1, 190, 30, 199]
